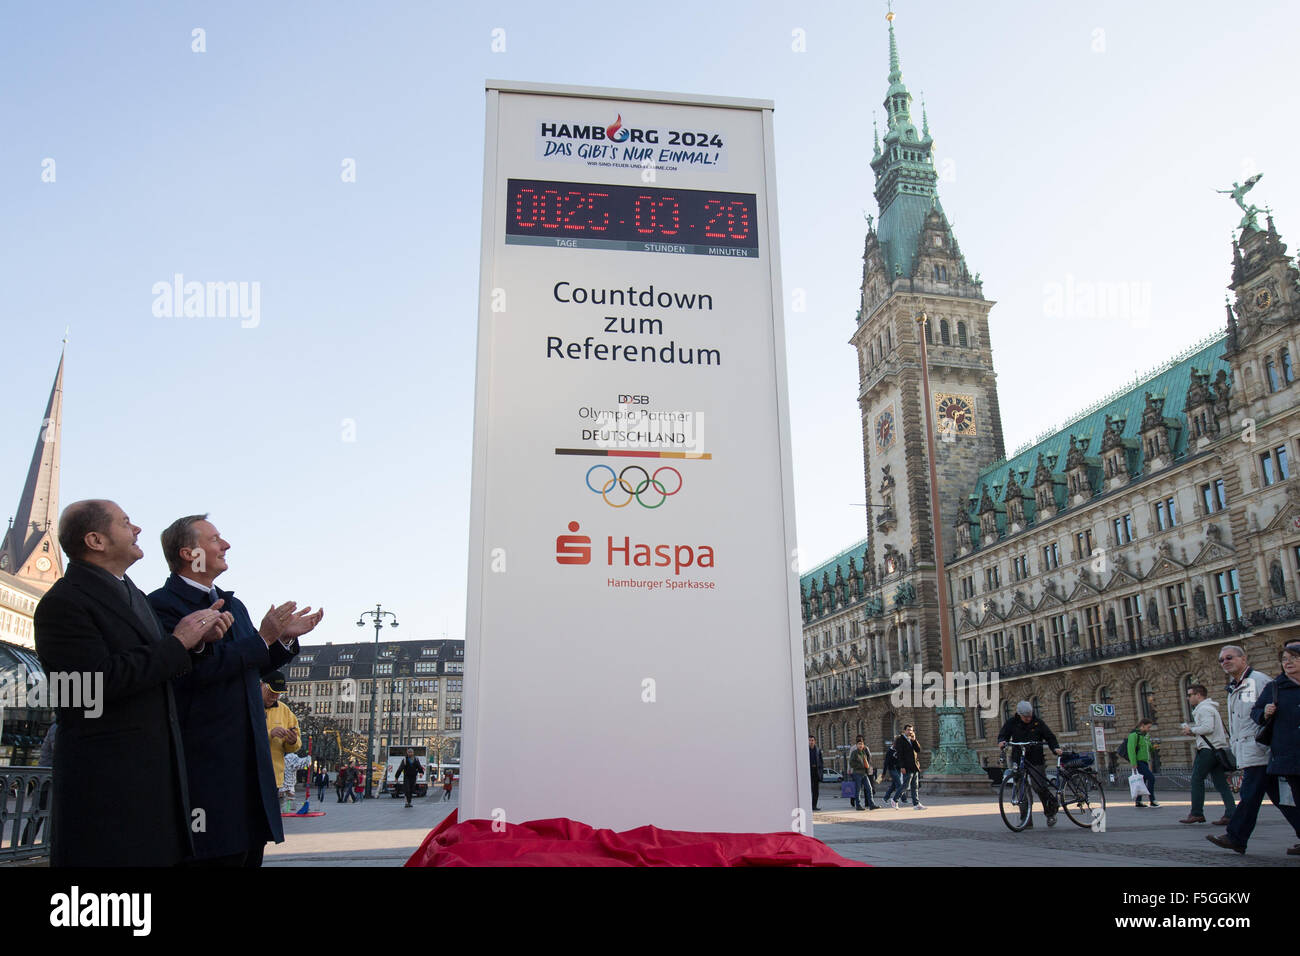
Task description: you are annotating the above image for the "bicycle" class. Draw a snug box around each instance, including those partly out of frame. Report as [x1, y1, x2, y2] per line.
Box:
[998, 744, 1106, 832]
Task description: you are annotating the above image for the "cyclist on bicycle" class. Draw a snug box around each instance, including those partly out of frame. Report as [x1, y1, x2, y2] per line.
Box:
[998, 700, 1064, 826]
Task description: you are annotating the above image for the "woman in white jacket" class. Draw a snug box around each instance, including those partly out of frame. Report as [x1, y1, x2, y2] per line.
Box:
[1178, 684, 1235, 824]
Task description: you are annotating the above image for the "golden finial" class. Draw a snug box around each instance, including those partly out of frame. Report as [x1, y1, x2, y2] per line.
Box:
[886, 0, 895, 21]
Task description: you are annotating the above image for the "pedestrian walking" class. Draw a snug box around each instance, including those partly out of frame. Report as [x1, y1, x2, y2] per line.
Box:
[808, 734, 824, 811]
[1247, 642, 1300, 856]
[1207, 644, 1300, 855]
[893, 725, 925, 809]
[1179, 684, 1235, 824]
[316, 768, 329, 802]
[393, 748, 425, 808]
[1126, 719, 1160, 808]
[881, 741, 903, 806]
[441, 772, 454, 802]
[335, 764, 348, 802]
[345, 759, 361, 802]
[848, 736, 880, 810]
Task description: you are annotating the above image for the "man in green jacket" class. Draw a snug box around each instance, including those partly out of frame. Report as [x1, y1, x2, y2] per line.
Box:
[1127, 719, 1161, 808]
[848, 736, 880, 811]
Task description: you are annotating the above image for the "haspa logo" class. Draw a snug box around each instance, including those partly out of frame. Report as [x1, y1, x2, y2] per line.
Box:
[555, 521, 591, 565]
[554, 521, 714, 575]
[606, 114, 629, 142]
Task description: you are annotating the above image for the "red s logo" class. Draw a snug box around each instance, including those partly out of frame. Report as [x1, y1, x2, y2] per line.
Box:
[555, 521, 591, 565]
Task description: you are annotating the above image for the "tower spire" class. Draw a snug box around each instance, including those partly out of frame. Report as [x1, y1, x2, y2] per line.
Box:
[0, 348, 65, 589]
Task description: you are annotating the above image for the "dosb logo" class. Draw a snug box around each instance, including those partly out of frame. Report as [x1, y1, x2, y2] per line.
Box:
[555, 521, 591, 565]
[618, 394, 649, 404]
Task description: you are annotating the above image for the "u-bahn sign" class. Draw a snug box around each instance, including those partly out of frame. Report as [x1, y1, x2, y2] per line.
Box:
[463, 81, 806, 833]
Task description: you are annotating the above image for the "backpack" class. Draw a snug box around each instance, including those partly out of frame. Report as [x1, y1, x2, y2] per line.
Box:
[1115, 732, 1137, 764]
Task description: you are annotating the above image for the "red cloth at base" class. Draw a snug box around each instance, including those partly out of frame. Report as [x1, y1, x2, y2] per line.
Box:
[404, 810, 865, 867]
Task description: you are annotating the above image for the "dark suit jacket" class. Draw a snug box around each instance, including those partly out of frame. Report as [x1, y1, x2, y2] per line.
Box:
[894, 734, 921, 773]
[34, 561, 194, 866]
[395, 757, 424, 781]
[148, 573, 296, 860]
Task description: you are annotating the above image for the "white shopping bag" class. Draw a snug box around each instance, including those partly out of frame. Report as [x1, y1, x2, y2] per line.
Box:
[1129, 771, 1150, 799]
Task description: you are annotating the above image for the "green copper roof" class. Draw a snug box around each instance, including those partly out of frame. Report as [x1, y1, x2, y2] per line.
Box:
[963, 333, 1231, 542]
[800, 537, 869, 594]
[871, 13, 940, 280]
[877, 193, 946, 279]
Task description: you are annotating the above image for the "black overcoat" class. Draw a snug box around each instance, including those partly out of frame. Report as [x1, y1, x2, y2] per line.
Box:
[34, 561, 193, 866]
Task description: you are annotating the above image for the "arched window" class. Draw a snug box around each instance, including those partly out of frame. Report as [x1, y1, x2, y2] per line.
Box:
[1284, 348, 1294, 384]
[958, 321, 968, 347]
[1097, 684, 1113, 707]
[973, 710, 986, 739]
[1138, 681, 1156, 721]
[1031, 696, 1042, 719]
[924, 320, 932, 345]
[1001, 699, 1013, 723]
[940, 319, 950, 345]
[1061, 692, 1077, 732]
[1267, 358, 1280, 392]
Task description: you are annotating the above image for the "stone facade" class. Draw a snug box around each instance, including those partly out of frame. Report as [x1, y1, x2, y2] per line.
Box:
[802, 18, 1300, 774]
[285, 638, 464, 765]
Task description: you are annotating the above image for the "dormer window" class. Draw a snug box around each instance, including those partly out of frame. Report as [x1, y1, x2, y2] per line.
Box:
[940, 320, 950, 345]
[957, 322, 968, 347]
[1267, 358, 1280, 392]
[1284, 349, 1294, 384]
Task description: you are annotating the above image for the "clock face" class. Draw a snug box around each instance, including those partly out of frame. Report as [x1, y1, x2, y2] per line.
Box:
[1253, 287, 1273, 311]
[35, 556, 52, 572]
[875, 406, 897, 452]
[934, 392, 977, 436]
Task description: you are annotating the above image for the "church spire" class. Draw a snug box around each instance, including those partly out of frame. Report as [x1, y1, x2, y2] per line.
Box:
[1, 348, 65, 590]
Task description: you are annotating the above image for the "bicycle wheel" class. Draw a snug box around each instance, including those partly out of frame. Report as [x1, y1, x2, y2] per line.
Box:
[999, 772, 1033, 832]
[1061, 771, 1106, 829]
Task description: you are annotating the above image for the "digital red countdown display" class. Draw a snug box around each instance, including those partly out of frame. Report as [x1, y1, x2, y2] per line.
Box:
[505, 178, 759, 257]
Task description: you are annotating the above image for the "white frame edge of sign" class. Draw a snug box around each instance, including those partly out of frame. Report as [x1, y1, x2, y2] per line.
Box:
[485, 78, 774, 112]
[464, 84, 809, 832]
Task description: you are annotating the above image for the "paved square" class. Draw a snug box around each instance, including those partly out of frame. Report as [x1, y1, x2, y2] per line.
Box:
[261, 785, 1300, 866]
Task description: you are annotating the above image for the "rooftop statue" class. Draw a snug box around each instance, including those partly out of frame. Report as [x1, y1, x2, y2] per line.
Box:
[1216, 173, 1265, 232]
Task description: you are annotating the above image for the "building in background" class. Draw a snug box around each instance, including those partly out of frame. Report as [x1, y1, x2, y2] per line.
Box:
[802, 14, 1300, 773]
[285, 638, 463, 771]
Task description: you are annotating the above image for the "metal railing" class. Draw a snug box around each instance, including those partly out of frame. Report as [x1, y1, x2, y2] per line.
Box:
[0, 766, 51, 862]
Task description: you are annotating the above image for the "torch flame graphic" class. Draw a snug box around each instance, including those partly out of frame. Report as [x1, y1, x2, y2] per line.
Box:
[606, 114, 628, 142]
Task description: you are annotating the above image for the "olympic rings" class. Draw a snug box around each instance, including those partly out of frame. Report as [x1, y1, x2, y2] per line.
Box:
[585, 464, 683, 509]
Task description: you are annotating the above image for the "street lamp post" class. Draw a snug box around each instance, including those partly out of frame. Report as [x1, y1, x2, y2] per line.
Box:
[356, 604, 399, 798]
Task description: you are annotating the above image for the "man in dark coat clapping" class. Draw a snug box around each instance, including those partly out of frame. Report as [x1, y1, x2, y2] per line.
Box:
[34, 500, 231, 866]
[149, 513, 323, 866]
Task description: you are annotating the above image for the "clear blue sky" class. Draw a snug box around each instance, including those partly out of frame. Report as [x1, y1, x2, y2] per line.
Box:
[3, 1, 1298, 643]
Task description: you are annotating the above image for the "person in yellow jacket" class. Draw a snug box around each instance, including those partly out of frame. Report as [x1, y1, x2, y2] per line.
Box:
[262, 672, 301, 808]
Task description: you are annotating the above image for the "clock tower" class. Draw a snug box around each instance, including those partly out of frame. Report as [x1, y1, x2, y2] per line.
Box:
[851, 11, 1005, 680]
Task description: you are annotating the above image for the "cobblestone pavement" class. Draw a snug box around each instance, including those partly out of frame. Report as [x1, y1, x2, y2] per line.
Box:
[260, 785, 1300, 867]
[812, 787, 1300, 867]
